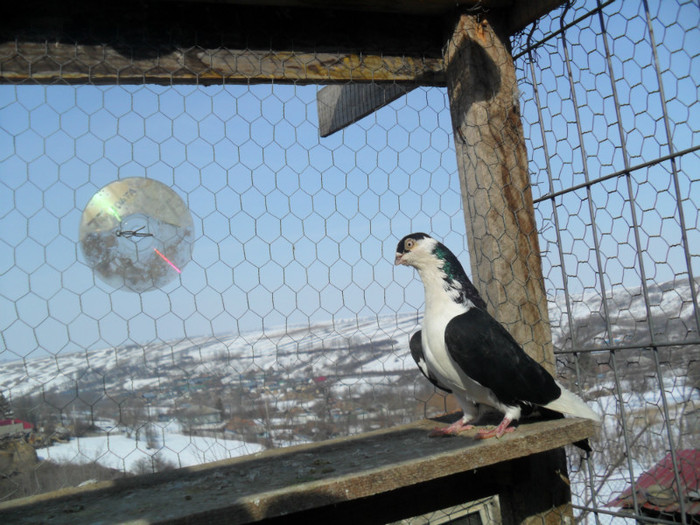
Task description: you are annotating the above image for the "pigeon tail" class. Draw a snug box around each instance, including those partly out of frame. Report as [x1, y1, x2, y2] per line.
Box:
[543, 383, 601, 422]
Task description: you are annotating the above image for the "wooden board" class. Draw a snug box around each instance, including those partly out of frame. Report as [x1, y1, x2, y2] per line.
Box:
[317, 84, 416, 137]
[0, 2, 445, 86]
[444, 13, 556, 373]
[0, 43, 444, 86]
[0, 1, 566, 86]
[0, 417, 595, 524]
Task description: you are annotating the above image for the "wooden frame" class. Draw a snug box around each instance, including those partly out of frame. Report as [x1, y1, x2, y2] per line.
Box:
[0, 2, 581, 523]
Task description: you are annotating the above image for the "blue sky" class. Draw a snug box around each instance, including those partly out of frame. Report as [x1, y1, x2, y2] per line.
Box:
[0, 0, 698, 362]
[518, 0, 699, 304]
[0, 84, 468, 360]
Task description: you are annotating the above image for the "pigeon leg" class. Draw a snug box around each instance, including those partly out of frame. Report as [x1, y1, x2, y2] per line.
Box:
[430, 399, 480, 437]
[476, 416, 516, 439]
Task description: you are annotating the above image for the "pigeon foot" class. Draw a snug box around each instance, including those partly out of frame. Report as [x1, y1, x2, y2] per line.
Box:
[475, 417, 515, 439]
[429, 419, 474, 437]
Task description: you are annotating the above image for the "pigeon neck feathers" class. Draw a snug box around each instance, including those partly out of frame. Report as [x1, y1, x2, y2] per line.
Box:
[430, 242, 487, 310]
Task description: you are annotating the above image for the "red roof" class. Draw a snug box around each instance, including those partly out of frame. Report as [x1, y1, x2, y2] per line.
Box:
[0, 419, 33, 430]
[608, 449, 700, 517]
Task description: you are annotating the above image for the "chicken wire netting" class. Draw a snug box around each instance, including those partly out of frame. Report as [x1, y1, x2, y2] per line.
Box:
[0, 81, 471, 496]
[515, 0, 699, 524]
[0, 0, 698, 523]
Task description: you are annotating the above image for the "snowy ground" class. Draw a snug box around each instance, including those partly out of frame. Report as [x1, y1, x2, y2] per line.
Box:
[37, 421, 264, 473]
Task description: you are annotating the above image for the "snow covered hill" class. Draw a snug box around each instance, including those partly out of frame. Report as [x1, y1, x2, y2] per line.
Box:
[549, 276, 699, 350]
[0, 276, 697, 505]
[1, 277, 697, 403]
[0, 313, 422, 401]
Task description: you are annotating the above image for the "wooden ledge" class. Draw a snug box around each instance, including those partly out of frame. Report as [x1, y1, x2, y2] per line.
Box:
[0, 417, 595, 524]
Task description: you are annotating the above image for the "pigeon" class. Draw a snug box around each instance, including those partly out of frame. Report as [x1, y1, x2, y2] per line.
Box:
[395, 232, 600, 439]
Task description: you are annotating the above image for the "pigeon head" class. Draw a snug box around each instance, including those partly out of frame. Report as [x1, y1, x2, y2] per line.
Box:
[394, 232, 437, 269]
[395, 232, 487, 309]
[395, 233, 462, 278]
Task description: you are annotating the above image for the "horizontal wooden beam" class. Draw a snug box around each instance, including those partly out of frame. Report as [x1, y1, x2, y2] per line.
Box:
[0, 42, 444, 86]
[0, 1, 447, 86]
[0, 417, 595, 524]
[0, 1, 567, 86]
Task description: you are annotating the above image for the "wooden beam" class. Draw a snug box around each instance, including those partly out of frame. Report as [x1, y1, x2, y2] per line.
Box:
[443, 12, 555, 373]
[148, 0, 511, 15]
[0, 1, 446, 86]
[0, 417, 594, 524]
[0, 1, 569, 86]
[317, 83, 416, 137]
[0, 42, 444, 86]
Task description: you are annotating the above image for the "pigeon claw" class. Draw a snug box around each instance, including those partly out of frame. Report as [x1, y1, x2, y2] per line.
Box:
[429, 420, 474, 437]
[475, 417, 515, 440]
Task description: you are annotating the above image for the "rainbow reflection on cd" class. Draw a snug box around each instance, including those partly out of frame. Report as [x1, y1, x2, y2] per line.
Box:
[79, 177, 194, 292]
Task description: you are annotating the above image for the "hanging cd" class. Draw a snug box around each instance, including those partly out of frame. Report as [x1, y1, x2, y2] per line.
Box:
[79, 177, 194, 292]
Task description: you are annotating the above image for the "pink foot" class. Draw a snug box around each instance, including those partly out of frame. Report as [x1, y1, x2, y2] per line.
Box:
[429, 419, 474, 437]
[475, 417, 515, 439]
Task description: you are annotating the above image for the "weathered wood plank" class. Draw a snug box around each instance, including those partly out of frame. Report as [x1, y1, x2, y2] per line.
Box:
[0, 1, 568, 86]
[444, 13, 555, 373]
[0, 1, 446, 86]
[317, 83, 417, 137]
[147, 0, 510, 15]
[0, 42, 444, 86]
[0, 417, 595, 524]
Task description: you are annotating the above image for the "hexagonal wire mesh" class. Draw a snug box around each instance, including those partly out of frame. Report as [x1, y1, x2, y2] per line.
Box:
[0, 81, 468, 495]
[0, 0, 697, 523]
[515, 0, 699, 524]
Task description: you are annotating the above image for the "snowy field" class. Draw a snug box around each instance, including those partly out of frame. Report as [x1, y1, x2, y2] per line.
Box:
[37, 421, 264, 473]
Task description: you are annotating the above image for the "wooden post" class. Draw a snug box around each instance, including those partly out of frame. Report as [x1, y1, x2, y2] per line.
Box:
[443, 12, 572, 524]
[443, 12, 555, 374]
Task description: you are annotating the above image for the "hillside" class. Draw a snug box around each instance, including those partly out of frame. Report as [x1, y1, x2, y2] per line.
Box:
[0, 276, 697, 458]
[2, 277, 697, 404]
[1, 313, 423, 402]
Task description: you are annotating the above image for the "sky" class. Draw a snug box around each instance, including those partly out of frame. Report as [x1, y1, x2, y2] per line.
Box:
[0, 0, 698, 362]
[518, 0, 699, 304]
[0, 83, 467, 361]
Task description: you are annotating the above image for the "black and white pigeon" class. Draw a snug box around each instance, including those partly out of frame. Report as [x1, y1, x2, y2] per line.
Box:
[395, 232, 600, 439]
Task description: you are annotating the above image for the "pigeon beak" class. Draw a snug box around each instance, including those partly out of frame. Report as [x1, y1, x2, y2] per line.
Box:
[394, 253, 404, 266]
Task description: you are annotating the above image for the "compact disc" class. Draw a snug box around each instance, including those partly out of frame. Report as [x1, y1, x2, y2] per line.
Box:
[79, 178, 194, 292]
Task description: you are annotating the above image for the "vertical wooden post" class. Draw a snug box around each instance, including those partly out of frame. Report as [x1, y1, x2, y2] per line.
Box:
[443, 12, 555, 374]
[443, 12, 573, 524]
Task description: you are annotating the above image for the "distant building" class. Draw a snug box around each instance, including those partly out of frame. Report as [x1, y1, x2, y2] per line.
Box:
[608, 449, 700, 524]
[0, 419, 33, 437]
[177, 405, 223, 428]
[224, 416, 261, 437]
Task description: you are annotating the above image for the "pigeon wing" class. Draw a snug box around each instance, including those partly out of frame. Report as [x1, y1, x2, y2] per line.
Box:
[410, 330, 452, 393]
[444, 308, 560, 406]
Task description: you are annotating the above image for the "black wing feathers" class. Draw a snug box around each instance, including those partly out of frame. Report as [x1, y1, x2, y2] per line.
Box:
[410, 330, 452, 393]
[444, 309, 560, 406]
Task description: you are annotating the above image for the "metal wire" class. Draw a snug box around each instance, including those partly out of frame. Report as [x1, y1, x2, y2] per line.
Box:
[0, 2, 697, 524]
[517, 1, 699, 523]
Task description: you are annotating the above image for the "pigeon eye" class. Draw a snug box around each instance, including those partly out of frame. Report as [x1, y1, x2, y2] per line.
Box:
[405, 239, 415, 250]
